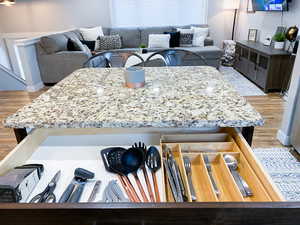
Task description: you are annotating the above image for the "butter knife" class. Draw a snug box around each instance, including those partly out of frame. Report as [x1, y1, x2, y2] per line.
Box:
[203, 155, 220, 197]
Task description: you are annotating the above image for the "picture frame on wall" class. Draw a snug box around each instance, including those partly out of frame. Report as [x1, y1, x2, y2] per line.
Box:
[248, 29, 258, 42]
[247, 0, 255, 13]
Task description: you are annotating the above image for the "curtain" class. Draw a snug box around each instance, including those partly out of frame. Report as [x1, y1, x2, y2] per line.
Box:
[110, 0, 208, 27]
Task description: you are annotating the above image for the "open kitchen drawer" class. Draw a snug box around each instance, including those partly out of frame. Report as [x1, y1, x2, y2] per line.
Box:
[0, 127, 299, 225]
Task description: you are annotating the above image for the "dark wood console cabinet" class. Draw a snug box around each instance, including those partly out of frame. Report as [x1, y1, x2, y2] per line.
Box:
[234, 41, 293, 93]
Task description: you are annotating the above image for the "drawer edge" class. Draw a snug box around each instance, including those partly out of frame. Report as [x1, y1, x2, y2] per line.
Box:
[228, 128, 285, 201]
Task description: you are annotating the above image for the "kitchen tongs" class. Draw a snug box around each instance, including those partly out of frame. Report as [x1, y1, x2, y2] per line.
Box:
[163, 146, 187, 202]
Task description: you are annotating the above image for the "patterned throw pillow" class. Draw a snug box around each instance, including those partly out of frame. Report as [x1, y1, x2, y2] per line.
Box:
[180, 33, 194, 47]
[95, 35, 122, 51]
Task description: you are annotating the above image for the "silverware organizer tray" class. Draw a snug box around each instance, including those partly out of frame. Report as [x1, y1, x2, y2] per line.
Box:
[161, 133, 274, 202]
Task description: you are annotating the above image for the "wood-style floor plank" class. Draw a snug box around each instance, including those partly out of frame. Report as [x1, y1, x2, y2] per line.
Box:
[0, 90, 285, 160]
[245, 93, 285, 149]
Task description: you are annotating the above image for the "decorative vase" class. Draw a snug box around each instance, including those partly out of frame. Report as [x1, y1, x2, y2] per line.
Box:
[124, 67, 145, 88]
[274, 41, 285, 50]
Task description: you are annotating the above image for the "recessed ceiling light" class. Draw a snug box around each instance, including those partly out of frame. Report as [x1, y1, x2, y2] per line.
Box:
[0, 0, 16, 6]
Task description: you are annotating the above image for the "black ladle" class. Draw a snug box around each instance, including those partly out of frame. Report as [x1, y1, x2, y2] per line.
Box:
[132, 142, 155, 202]
[122, 148, 149, 202]
[146, 146, 162, 202]
[104, 148, 141, 202]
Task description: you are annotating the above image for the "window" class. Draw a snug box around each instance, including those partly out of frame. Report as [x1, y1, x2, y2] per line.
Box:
[110, 0, 208, 27]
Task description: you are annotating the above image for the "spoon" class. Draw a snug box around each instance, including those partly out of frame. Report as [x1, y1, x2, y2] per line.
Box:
[146, 146, 162, 202]
[122, 148, 149, 202]
[132, 142, 155, 202]
[106, 148, 141, 202]
[223, 154, 253, 197]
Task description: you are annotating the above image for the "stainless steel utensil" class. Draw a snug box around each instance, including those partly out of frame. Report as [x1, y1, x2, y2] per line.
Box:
[223, 154, 253, 197]
[168, 151, 184, 202]
[59, 168, 94, 203]
[163, 146, 186, 202]
[203, 155, 220, 197]
[163, 159, 179, 201]
[30, 170, 61, 203]
[88, 180, 101, 202]
[102, 180, 129, 203]
[183, 156, 197, 201]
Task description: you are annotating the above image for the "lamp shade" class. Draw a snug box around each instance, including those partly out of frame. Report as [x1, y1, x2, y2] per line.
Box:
[224, 0, 240, 10]
[0, 0, 15, 6]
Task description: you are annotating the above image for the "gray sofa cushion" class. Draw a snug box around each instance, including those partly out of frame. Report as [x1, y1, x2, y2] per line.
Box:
[110, 27, 140, 48]
[64, 31, 86, 51]
[173, 24, 208, 29]
[102, 27, 111, 36]
[64, 31, 81, 41]
[70, 30, 83, 40]
[140, 26, 173, 46]
[189, 24, 209, 28]
[40, 33, 68, 54]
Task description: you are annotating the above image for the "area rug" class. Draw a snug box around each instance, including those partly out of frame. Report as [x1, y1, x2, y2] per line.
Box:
[220, 66, 266, 97]
[253, 147, 300, 201]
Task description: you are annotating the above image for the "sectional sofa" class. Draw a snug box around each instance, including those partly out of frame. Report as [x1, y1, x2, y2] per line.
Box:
[36, 25, 223, 84]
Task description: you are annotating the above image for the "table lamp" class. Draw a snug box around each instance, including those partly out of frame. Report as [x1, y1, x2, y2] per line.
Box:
[224, 0, 240, 40]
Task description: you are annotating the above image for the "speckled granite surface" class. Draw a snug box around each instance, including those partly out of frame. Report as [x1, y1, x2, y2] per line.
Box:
[4, 66, 264, 129]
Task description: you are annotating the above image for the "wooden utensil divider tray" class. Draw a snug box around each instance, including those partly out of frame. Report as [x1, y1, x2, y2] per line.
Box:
[161, 133, 284, 202]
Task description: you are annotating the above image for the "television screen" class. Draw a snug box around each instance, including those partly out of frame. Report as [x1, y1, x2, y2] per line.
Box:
[252, 0, 288, 11]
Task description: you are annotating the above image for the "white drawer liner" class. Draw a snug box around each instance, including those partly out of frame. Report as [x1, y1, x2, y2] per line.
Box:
[24, 133, 164, 203]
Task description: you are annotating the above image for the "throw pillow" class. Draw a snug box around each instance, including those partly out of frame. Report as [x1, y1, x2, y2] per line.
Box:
[191, 27, 209, 47]
[164, 31, 180, 47]
[80, 40, 96, 51]
[148, 34, 170, 48]
[67, 39, 82, 51]
[80, 26, 104, 41]
[179, 33, 194, 47]
[40, 34, 68, 54]
[176, 28, 193, 34]
[95, 35, 122, 51]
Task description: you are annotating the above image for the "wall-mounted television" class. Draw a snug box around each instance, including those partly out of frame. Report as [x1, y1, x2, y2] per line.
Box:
[252, 0, 289, 11]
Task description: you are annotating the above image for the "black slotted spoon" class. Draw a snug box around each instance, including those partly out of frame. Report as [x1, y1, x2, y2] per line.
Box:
[146, 146, 162, 202]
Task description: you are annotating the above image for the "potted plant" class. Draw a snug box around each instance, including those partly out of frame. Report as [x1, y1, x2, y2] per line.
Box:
[273, 32, 286, 50]
[139, 44, 147, 54]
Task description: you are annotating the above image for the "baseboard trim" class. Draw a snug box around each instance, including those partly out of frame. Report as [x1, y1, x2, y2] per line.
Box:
[277, 129, 291, 146]
[26, 81, 44, 92]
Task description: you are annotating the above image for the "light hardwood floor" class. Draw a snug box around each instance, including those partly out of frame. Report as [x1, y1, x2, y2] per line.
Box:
[0, 90, 285, 160]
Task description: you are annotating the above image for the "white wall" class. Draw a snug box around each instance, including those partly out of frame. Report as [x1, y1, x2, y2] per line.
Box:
[208, 1, 233, 47]
[0, 0, 111, 33]
[236, 1, 300, 42]
[277, 43, 300, 145]
[0, 38, 11, 70]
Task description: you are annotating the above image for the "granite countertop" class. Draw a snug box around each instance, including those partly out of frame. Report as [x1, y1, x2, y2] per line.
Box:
[4, 66, 264, 129]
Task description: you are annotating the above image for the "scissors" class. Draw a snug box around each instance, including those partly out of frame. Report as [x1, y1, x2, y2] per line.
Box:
[30, 170, 61, 203]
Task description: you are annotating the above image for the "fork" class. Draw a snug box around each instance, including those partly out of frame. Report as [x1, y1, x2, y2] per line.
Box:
[183, 156, 197, 201]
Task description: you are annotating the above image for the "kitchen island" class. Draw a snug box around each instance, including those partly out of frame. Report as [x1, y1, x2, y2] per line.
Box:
[2, 66, 300, 225]
[5, 66, 263, 144]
